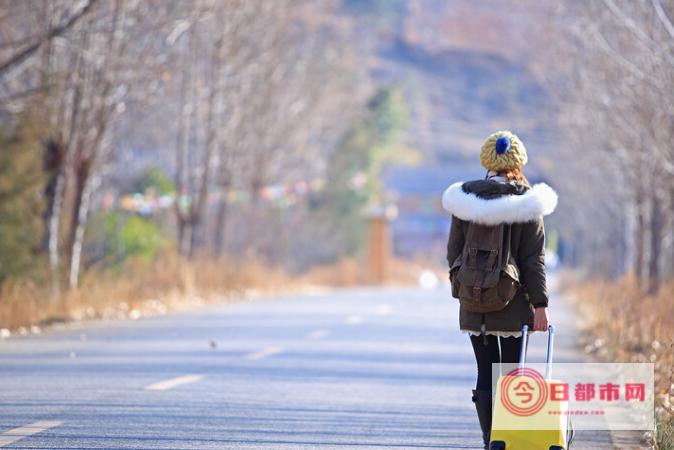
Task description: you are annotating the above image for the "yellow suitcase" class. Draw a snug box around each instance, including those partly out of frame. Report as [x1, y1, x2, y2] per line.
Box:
[489, 325, 573, 450]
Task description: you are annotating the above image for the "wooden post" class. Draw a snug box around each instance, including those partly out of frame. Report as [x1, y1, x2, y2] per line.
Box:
[367, 214, 391, 285]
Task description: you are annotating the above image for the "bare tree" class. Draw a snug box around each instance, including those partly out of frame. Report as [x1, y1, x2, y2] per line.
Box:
[0, 0, 369, 284]
[0, 0, 97, 77]
[550, 0, 674, 291]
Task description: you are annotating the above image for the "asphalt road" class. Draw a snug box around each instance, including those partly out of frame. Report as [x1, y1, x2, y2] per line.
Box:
[0, 280, 622, 449]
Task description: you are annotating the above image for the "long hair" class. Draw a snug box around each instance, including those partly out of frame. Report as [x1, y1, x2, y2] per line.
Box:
[502, 167, 530, 186]
[485, 167, 530, 186]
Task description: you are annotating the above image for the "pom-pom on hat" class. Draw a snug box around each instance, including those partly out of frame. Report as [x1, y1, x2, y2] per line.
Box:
[479, 130, 527, 172]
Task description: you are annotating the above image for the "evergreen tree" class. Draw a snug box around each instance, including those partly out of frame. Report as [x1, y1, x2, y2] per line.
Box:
[309, 86, 413, 259]
[0, 119, 46, 283]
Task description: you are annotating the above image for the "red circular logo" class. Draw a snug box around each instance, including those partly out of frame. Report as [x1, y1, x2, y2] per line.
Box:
[501, 368, 548, 416]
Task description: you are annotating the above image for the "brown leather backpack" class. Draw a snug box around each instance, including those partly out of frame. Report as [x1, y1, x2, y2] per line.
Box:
[449, 222, 520, 313]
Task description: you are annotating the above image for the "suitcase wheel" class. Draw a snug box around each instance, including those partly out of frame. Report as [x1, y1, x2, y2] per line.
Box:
[549, 447, 564, 450]
[490, 442, 506, 450]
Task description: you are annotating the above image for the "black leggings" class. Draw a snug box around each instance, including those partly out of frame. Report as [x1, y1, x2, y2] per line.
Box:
[470, 335, 524, 391]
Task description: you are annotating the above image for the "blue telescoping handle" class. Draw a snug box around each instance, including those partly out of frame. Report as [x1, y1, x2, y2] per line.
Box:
[518, 324, 555, 379]
[546, 325, 555, 380]
[518, 325, 528, 369]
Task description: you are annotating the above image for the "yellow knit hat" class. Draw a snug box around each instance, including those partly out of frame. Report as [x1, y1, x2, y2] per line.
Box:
[479, 130, 527, 172]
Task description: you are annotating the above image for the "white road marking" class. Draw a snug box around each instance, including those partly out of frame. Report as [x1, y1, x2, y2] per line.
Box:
[245, 346, 283, 361]
[345, 315, 364, 325]
[144, 374, 204, 391]
[374, 304, 393, 316]
[0, 420, 63, 447]
[305, 329, 330, 340]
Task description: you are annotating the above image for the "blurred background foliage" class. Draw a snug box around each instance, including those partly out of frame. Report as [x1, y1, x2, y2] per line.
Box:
[133, 167, 176, 197]
[0, 0, 672, 290]
[0, 115, 46, 283]
[102, 213, 169, 265]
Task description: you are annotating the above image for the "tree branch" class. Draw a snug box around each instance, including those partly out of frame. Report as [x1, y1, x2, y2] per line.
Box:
[0, 0, 98, 76]
[601, 0, 674, 66]
[651, 0, 674, 40]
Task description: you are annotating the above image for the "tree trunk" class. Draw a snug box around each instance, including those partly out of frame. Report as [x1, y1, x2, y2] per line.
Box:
[66, 154, 92, 285]
[178, 219, 185, 256]
[621, 199, 634, 277]
[188, 218, 200, 259]
[647, 189, 663, 295]
[47, 169, 65, 294]
[48, 50, 83, 293]
[42, 139, 65, 250]
[634, 185, 645, 287]
[178, 218, 193, 258]
[68, 174, 97, 289]
[213, 192, 229, 258]
[173, 39, 190, 257]
[67, 187, 83, 276]
[670, 186, 674, 280]
[187, 25, 223, 259]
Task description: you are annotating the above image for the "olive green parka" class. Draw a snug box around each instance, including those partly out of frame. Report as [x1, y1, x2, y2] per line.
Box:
[442, 178, 558, 334]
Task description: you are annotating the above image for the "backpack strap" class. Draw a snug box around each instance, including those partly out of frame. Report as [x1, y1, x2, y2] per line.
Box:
[467, 247, 478, 269]
[486, 248, 498, 271]
[501, 223, 513, 268]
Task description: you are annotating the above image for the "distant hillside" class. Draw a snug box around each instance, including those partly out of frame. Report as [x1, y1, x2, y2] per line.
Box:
[339, 0, 562, 259]
[377, 37, 548, 163]
[343, 0, 559, 177]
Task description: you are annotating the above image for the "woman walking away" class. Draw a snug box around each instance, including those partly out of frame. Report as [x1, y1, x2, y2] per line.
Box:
[441, 131, 557, 449]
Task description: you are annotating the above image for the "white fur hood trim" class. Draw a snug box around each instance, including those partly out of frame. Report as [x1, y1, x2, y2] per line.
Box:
[441, 182, 558, 225]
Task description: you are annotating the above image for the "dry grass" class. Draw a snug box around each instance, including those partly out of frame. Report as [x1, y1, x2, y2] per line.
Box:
[0, 255, 303, 332]
[562, 273, 674, 449]
[0, 253, 432, 334]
